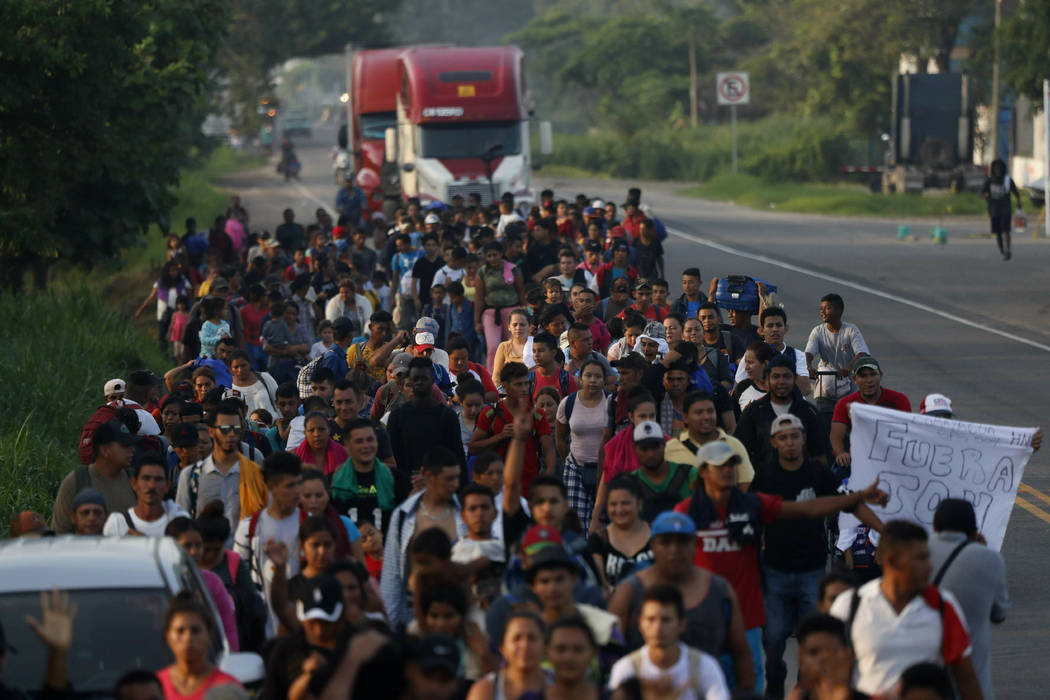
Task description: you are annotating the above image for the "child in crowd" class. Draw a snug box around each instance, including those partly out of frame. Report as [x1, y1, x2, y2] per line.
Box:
[452, 483, 506, 610]
[168, 294, 190, 360]
[309, 319, 334, 359]
[357, 518, 384, 582]
[417, 580, 498, 681]
[198, 296, 231, 359]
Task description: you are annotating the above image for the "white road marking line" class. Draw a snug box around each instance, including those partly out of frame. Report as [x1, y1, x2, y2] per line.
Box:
[666, 226, 1050, 353]
[293, 181, 335, 216]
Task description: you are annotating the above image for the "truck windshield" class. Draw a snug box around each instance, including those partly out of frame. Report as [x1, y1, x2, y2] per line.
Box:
[0, 588, 177, 695]
[360, 112, 396, 141]
[418, 122, 522, 159]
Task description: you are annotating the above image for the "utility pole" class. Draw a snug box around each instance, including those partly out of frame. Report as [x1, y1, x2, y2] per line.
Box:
[990, 0, 1002, 162]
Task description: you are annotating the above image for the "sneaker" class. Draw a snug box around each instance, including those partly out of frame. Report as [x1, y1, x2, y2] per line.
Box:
[1005, 251, 1012, 261]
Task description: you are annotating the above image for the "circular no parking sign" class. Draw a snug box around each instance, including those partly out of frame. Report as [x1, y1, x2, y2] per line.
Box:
[717, 72, 750, 106]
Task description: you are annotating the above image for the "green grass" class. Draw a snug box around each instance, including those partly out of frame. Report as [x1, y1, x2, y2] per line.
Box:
[679, 173, 992, 218]
[534, 163, 605, 179]
[0, 146, 261, 528]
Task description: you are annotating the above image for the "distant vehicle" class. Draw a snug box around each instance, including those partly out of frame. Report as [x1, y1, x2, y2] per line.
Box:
[282, 110, 312, 138]
[385, 45, 552, 207]
[350, 48, 405, 214]
[882, 73, 985, 194]
[0, 537, 264, 697]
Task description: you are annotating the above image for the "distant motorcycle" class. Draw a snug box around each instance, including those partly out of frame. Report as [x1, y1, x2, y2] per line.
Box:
[277, 149, 301, 181]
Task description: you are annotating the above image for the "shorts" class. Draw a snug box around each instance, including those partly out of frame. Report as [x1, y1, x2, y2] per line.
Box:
[990, 214, 1010, 235]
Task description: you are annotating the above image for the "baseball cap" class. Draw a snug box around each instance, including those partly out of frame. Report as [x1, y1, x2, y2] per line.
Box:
[72, 488, 107, 512]
[424, 213, 440, 225]
[169, 422, 199, 447]
[524, 544, 577, 580]
[129, 369, 161, 386]
[634, 278, 653, 291]
[295, 574, 344, 623]
[389, 352, 412, 375]
[920, 393, 953, 417]
[407, 634, 461, 676]
[611, 351, 648, 371]
[851, 356, 881, 375]
[650, 511, 696, 537]
[591, 199, 605, 210]
[584, 239, 603, 253]
[769, 413, 805, 437]
[633, 420, 664, 443]
[415, 316, 440, 336]
[451, 245, 468, 260]
[696, 440, 737, 466]
[211, 276, 229, 290]
[522, 524, 562, 556]
[414, 332, 436, 351]
[10, 511, 51, 537]
[609, 225, 627, 239]
[93, 421, 136, 447]
[222, 387, 246, 404]
[104, 379, 126, 397]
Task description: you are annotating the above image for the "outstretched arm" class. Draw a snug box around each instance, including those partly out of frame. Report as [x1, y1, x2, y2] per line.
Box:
[502, 414, 530, 516]
[779, 478, 888, 520]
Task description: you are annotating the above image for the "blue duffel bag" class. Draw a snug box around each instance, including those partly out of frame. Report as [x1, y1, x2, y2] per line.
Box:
[714, 276, 777, 312]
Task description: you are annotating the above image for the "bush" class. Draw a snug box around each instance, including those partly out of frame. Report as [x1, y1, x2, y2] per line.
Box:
[545, 115, 852, 182]
[0, 287, 169, 526]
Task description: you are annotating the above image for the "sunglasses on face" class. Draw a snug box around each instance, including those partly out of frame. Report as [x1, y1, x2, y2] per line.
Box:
[214, 424, 243, 435]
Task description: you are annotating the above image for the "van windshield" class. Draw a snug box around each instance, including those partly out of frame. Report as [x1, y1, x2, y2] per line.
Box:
[0, 589, 175, 695]
[418, 122, 522, 159]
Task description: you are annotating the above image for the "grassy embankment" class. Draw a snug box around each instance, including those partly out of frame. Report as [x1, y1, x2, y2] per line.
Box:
[0, 147, 260, 527]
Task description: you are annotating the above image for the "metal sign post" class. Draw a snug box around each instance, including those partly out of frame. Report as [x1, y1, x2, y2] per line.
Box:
[716, 72, 750, 175]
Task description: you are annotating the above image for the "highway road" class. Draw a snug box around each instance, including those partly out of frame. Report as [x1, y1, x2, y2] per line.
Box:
[219, 127, 1050, 696]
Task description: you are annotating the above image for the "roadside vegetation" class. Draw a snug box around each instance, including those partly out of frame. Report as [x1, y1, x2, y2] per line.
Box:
[0, 148, 258, 527]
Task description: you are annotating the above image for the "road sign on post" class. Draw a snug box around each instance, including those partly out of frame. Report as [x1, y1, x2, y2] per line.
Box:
[717, 72, 749, 174]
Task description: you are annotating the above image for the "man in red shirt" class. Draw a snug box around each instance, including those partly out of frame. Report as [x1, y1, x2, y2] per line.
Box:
[470, 361, 556, 495]
[571, 287, 611, 353]
[674, 440, 888, 693]
[830, 356, 912, 469]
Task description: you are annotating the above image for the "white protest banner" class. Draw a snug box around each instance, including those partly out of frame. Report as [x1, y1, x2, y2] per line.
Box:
[848, 403, 1036, 551]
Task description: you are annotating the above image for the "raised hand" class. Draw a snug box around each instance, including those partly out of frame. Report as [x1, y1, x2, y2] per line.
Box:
[26, 590, 77, 652]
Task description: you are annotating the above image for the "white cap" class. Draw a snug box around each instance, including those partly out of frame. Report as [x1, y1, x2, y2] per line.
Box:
[414, 332, 436, 350]
[104, 379, 126, 397]
[591, 199, 605, 209]
[921, 393, 953, 417]
[633, 420, 664, 443]
[770, 413, 805, 437]
[424, 213, 440, 225]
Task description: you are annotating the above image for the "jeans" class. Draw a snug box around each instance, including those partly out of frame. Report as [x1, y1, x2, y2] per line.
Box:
[762, 566, 824, 697]
[719, 627, 764, 694]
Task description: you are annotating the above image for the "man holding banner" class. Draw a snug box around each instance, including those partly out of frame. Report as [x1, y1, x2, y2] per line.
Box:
[830, 356, 912, 469]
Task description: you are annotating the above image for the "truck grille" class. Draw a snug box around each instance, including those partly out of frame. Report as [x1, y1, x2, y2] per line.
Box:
[447, 182, 496, 205]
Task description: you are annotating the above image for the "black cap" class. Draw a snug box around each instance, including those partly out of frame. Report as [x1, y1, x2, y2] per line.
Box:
[584, 240, 603, 253]
[611, 351, 648, 371]
[408, 634, 460, 676]
[169, 423, 198, 448]
[93, 421, 136, 447]
[524, 544, 577, 582]
[129, 369, 162, 386]
[295, 574, 343, 622]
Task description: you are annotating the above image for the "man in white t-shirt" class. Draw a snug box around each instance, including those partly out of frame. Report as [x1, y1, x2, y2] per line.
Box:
[431, 246, 468, 294]
[804, 293, 869, 429]
[733, 307, 810, 395]
[103, 452, 188, 537]
[234, 452, 304, 638]
[608, 583, 730, 700]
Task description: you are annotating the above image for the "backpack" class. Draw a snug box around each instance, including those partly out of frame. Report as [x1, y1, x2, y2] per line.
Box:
[296, 354, 324, 399]
[78, 404, 120, 464]
[633, 464, 693, 521]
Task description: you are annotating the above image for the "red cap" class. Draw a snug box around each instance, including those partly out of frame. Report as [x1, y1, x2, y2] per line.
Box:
[10, 510, 49, 537]
[609, 225, 627, 239]
[332, 225, 348, 240]
[522, 524, 562, 556]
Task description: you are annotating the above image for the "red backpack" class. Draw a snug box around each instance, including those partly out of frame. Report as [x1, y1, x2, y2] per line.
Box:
[78, 404, 120, 464]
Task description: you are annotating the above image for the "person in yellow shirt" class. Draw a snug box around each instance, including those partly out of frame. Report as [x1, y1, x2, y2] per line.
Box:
[664, 390, 754, 490]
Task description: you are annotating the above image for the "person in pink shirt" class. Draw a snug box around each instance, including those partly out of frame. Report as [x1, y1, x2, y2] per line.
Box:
[165, 517, 239, 652]
[571, 287, 611, 353]
[157, 595, 241, 700]
[590, 387, 668, 534]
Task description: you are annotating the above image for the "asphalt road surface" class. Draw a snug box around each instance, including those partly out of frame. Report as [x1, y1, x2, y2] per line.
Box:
[220, 125, 1050, 696]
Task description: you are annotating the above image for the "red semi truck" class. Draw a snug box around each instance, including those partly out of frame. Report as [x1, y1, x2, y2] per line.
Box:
[348, 48, 403, 214]
[384, 45, 551, 206]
